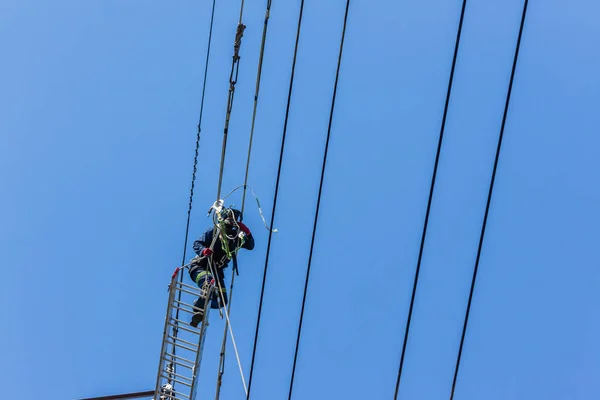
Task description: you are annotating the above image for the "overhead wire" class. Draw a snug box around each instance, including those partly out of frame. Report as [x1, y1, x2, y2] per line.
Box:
[393, 0, 468, 397]
[449, 1, 529, 398]
[242, 0, 273, 213]
[214, 1, 274, 397]
[245, 0, 306, 398]
[170, 0, 218, 386]
[287, 1, 351, 399]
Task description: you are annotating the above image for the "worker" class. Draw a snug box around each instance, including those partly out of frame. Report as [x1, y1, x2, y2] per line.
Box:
[188, 208, 255, 327]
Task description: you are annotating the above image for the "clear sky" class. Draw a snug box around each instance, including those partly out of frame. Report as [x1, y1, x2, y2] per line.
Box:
[1, 0, 599, 399]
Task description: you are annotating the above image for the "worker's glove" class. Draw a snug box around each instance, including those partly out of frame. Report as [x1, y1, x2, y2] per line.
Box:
[201, 248, 213, 257]
[237, 222, 250, 235]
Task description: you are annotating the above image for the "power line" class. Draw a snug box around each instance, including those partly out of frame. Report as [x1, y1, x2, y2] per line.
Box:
[246, 0, 306, 398]
[215, 0, 274, 397]
[171, 0, 218, 383]
[242, 1, 273, 213]
[393, 0, 468, 397]
[287, 1, 351, 399]
[449, 1, 529, 398]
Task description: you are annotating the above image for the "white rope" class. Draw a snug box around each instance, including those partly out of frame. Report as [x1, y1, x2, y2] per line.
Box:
[208, 258, 248, 396]
[213, 185, 278, 232]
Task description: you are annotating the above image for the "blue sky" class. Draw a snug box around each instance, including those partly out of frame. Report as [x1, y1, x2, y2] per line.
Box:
[1, 0, 599, 399]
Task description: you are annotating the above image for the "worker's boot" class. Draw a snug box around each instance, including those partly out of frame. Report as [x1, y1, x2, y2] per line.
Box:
[190, 296, 205, 328]
[190, 309, 204, 328]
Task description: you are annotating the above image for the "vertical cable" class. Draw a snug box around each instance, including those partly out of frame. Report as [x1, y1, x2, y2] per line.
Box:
[393, 0, 468, 397]
[242, 0, 273, 213]
[287, 1, 351, 399]
[245, 0, 306, 398]
[449, 1, 529, 398]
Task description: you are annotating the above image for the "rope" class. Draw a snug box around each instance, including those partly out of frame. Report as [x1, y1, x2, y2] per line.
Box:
[206, 257, 248, 396]
[214, 262, 237, 400]
[449, 1, 529, 398]
[245, 0, 306, 397]
[215, 1, 274, 397]
[218, 184, 277, 232]
[170, 0, 217, 385]
[287, 2, 351, 399]
[393, 0, 468, 397]
[216, 0, 247, 201]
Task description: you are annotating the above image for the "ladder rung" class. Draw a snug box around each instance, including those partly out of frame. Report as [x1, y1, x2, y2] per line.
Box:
[167, 334, 199, 349]
[166, 388, 190, 400]
[161, 374, 192, 388]
[172, 302, 196, 315]
[169, 317, 202, 331]
[156, 395, 184, 400]
[176, 280, 205, 292]
[173, 286, 204, 297]
[173, 299, 198, 311]
[167, 321, 201, 335]
[162, 368, 193, 383]
[165, 339, 198, 353]
[164, 352, 195, 367]
[157, 391, 188, 400]
[170, 305, 195, 316]
[161, 356, 193, 370]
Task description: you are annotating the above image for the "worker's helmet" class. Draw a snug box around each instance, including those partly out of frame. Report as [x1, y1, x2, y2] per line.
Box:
[223, 208, 242, 222]
[222, 208, 243, 236]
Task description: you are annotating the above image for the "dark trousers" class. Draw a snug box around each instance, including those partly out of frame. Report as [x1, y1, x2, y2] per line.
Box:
[189, 265, 228, 311]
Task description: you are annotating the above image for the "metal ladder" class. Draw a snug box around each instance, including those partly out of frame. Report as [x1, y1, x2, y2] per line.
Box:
[153, 268, 216, 400]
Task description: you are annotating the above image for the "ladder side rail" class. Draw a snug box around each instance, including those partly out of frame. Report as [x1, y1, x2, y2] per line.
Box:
[153, 276, 179, 398]
[190, 286, 215, 400]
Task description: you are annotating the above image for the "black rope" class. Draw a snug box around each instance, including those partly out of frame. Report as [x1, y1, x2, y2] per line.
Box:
[393, 0, 468, 397]
[246, 0, 305, 398]
[171, 0, 217, 383]
[216, 0, 247, 201]
[287, 1, 350, 399]
[449, 1, 528, 398]
[215, 1, 274, 398]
